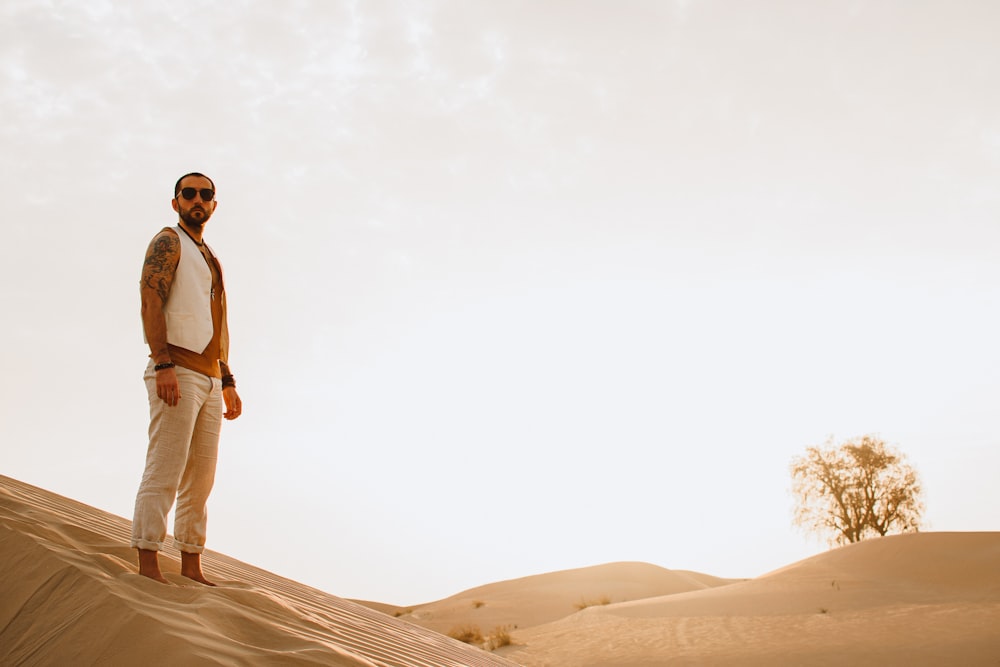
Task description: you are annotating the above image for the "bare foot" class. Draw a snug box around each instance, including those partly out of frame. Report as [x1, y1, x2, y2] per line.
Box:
[137, 548, 170, 584]
[181, 552, 217, 586]
[182, 573, 217, 586]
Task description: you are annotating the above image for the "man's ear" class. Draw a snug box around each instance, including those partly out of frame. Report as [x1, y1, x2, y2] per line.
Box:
[171, 197, 179, 213]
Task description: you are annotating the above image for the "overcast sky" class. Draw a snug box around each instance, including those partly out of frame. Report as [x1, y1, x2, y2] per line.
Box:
[2, 0, 999, 604]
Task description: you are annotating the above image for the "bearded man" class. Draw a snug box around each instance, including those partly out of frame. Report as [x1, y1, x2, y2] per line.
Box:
[131, 172, 243, 585]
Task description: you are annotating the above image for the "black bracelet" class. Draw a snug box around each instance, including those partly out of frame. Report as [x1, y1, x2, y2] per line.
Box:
[221, 374, 236, 388]
[154, 362, 175, 371]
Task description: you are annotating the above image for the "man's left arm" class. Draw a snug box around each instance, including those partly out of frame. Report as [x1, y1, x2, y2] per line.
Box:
[220, 361, 242, 420]
[217, 276, 242, 421]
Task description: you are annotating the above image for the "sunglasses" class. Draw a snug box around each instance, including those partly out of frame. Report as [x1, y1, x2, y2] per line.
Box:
[178, 187, 215, 202]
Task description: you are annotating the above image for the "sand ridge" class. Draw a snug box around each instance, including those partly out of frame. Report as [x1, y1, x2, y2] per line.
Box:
[0, 475, 517, 667]
[382, 561, 740, 635]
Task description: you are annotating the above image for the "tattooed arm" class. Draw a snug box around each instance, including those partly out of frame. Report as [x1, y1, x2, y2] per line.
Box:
[140, 229, 181, 406]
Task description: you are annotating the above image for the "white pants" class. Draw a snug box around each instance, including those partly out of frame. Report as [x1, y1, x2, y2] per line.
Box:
[131, 361, 222, 553]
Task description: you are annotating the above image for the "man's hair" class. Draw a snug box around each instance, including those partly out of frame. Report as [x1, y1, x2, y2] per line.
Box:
[174, 172, 216, 197]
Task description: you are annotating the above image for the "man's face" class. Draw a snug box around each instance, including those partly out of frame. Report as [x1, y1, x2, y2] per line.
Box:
[172, 175, 217, 228]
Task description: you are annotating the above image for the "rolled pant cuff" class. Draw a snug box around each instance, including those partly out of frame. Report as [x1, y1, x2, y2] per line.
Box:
[173, 538, 206, 554]
[131, 538, 164, 551]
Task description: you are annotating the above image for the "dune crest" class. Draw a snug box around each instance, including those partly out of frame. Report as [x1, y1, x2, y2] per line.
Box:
[382, 560, 739, 635]
[0, 475, 516, 667]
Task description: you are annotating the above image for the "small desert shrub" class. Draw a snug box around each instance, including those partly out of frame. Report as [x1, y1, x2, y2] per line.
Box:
[574, 594, 612, 610]
[448, 624, 484, 645]
[472, 600, 486, 609]
[393, 608, 413, 617]
[486, 625, 512, 650]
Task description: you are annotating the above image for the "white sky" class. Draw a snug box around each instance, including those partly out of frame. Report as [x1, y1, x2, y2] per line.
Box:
[2, 0, 999, 605]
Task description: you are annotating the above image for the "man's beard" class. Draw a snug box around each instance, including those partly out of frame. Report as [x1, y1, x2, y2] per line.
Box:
[180, 208, 209, 228]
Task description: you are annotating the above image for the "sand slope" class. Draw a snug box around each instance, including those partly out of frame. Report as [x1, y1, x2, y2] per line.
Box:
[501, 532, 1000, 666]
[0, 475, 517, 667]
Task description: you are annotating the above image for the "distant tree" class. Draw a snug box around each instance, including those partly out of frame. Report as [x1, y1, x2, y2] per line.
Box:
[790, 435, 924, 545]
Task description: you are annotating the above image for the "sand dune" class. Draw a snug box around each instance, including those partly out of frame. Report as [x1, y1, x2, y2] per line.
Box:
[381, 561, 739, 636]
[501, 532, 1000, 666]
[367, 532, 1000, 665]
[0, 475, 516, 667]
[3, 473, 998, 666]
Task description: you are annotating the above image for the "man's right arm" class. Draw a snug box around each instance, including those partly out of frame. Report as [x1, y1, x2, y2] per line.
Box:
[140, 229, 181, 406]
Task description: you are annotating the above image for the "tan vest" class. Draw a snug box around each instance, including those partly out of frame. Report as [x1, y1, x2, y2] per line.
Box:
[163, 226, 215, 353]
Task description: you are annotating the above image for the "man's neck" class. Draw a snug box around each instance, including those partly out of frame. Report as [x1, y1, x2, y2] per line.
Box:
[178, 221, 205, 245]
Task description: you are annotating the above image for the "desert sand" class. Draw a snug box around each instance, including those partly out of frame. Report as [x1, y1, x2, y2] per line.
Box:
[496, 531, 1000, 666]
[2, 473, 998, 666]
[371, 534, 1000, 666]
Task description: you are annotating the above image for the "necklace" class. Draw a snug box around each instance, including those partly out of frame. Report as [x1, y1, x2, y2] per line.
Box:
[177, 223, 217, 300]
[178, 224, 205, 247]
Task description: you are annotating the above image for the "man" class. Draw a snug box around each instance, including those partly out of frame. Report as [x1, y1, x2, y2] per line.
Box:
[131, 172, 243, 585]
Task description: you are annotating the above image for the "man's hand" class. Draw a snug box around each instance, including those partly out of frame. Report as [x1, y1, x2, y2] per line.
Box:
[223, 386, 242, 420]
[156, 367, 181, 406]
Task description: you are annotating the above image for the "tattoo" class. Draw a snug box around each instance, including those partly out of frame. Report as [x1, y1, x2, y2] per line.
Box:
[141, 232, 179, 304]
